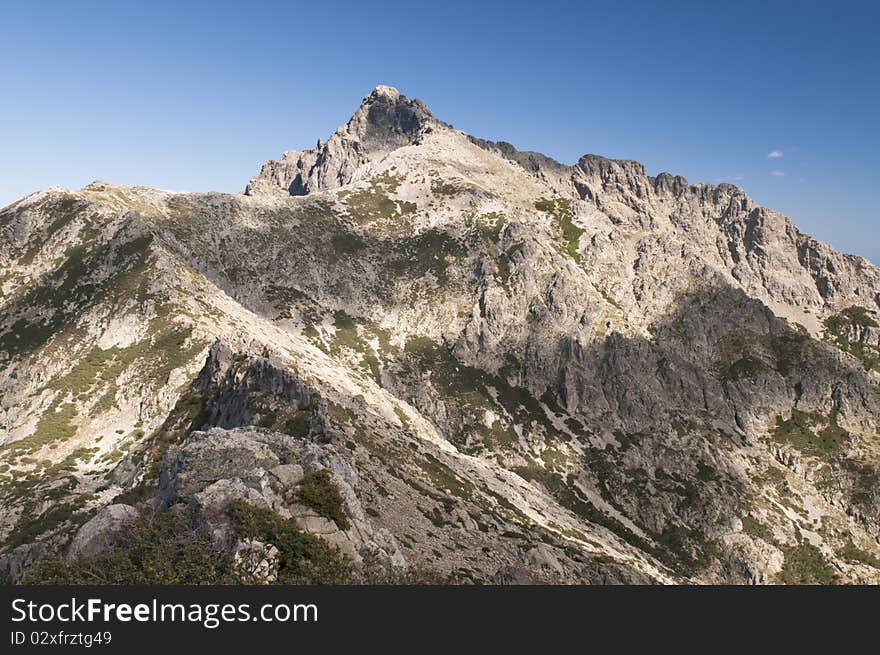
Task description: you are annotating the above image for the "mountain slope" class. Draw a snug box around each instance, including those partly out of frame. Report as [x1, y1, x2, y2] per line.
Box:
[2, 86, 879, 584]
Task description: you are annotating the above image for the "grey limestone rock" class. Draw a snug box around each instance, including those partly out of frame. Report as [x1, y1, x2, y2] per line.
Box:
[67, 505, 139, 561]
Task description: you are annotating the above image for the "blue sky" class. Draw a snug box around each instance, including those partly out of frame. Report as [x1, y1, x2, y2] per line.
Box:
[2, 0, 878, 262]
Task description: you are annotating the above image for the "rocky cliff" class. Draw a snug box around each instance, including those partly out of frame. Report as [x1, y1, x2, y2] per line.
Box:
[2, 86, 879, 584]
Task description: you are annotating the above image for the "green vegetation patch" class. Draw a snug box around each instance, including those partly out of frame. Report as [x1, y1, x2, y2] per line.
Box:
[722, 356, 767, 381]
[6, 496, 90, 551]
[391, 228, 466, 285]
[740, 514, 774, 543]
[20, 500, 453, 585]
[839, 539, 880, 569]
[475, 212, 506, 244]
[229, 500, 354, 583]
[827, 305, 879, 331]
[535, 198, 582, 263]
[328, 310, 382, 384]
[24, 508, 236, 585]
[515, 463, 716, 576]
[340, 171, 416, 223]
[695, 462, 718, 482]
[429, 173, 460, 196]
[823, 305, 880, 370]
[297, 470, 350, 530]
[766, 333, 809, 376]
[18, 194, 85, 266]
[3, 308, 204, 459]
[771, 409, 849, 458]
[2, 400, 77, 458]
[1, 234, 154, 362]
[246, 387, 314, 438]
[46, 310, 200, 411]
[654, 525, 720, 577]
[403, 341, 590, 456]
[417, 452, 475, 501]
[716, 330, 810, 381]
[331, 232, 365, 255]
[778, 541, 838, 585]
[598, 287, 623, 310]
[283, 413, 312, 438]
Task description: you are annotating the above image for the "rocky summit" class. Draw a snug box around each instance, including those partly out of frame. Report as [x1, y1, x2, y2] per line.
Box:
[1, 86, 879, 584]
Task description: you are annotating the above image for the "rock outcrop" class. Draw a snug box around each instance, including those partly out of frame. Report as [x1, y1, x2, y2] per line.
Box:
[158, 426, 404, 566]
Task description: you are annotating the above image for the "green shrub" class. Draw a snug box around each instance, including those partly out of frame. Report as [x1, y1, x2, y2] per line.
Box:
[228, 500, 354, 584]
[740, 515, 774, 543]
[839, 539, 880, 569]
[297, 470, 350, 530]
[722, 356, 766, 381]
[2, 401, 77, 457]
[24, 502, 362, 585]
[771, 409, 848, 458]
[778, 541, 838, 585]
[278, 411, 310, 438]
[839, 306, 879, 328]
[24, 509, 235, 584]
[695, 463, 718, 482]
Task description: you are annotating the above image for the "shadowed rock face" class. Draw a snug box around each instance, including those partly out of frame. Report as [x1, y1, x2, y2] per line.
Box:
[1, 86, 880, 584]
[360, 85, 434, 151]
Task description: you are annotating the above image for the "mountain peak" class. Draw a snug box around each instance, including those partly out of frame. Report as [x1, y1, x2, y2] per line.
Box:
[347, 85, 434, 151]
[367, 84, 401, 100]
[245, 85, 436, 197]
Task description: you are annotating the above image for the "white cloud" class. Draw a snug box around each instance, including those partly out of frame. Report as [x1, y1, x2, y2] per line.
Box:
[770, 170, 786, 177]
[715, 175, 744, 183]
[767, 150, 784, 159]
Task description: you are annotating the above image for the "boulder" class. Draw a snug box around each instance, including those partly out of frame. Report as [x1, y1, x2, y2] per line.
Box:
[67, 504, 138, 561]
